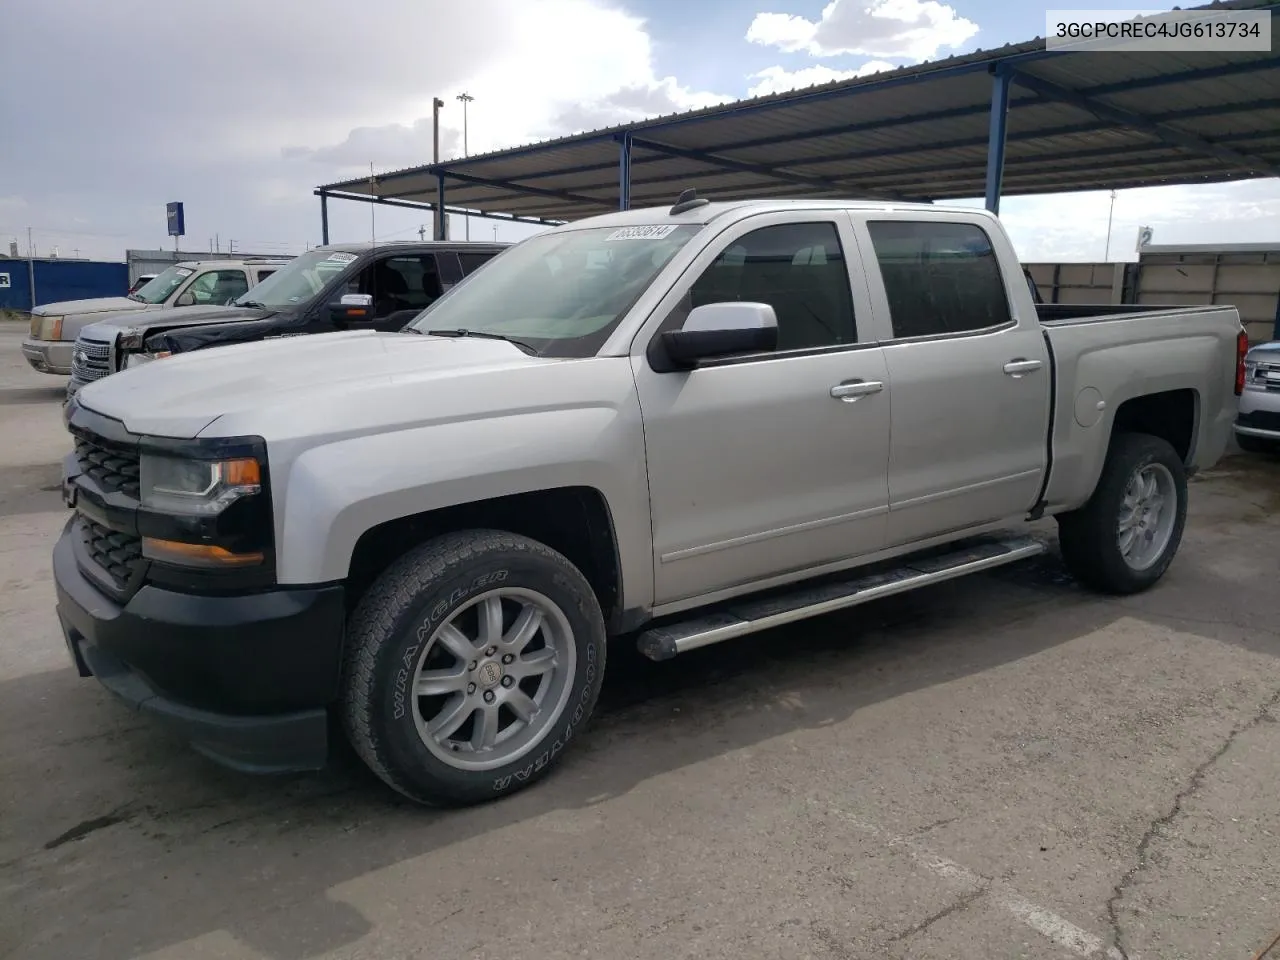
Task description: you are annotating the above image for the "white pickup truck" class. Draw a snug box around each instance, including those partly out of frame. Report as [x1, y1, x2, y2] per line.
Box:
[54, 196, 1247, 807]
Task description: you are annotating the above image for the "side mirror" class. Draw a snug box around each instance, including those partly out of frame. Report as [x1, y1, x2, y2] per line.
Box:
[329, 292, 375, 323]
[175, 292, 195, 307]
[658, 302, 778, 370]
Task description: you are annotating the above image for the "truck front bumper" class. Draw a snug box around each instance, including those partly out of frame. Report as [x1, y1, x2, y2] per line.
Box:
[21, 338, 73, 376]
[1235, 391, 1280, 441]
[53, 518, 347, 773]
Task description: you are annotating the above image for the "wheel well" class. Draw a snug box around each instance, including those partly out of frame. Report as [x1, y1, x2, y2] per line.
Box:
[1112, 389, 1197, 462]
[345, 487, 622, 625]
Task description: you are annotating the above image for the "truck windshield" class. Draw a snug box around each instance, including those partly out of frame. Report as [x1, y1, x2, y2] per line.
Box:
[234, 249, 357, 309]
[129, 265, 195, 304]
[407, 225, 702, 357]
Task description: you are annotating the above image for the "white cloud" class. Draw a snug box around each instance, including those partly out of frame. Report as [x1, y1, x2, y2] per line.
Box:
[952, 180, 1280, 263]
[0, 0, 727, 259]
[747, 0, 979, 60]
[746, 62, 898, 98]
[298, 3, 730, 175]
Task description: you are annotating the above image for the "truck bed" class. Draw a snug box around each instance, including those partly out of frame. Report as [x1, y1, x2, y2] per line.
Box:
[1037, 302, 1241, 513]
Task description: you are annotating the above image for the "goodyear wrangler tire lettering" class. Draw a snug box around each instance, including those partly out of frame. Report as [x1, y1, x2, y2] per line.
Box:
[341, 531, 607, 808]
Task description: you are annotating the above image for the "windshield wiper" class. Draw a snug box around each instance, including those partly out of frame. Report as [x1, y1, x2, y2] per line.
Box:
[425, 328, 536, 355]
[237, 300, 268, 309]
[126, 293, 145, 302]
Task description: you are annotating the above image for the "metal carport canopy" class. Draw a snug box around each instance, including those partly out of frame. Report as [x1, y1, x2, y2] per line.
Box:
[317, 1, 1280, 229]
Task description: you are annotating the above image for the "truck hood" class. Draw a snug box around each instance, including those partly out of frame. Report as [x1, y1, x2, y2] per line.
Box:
[80, 303, 274, 339]
[73, 329, 560, 438]
[33, 296, 151, 317]
[1247, 340, 1280, 358]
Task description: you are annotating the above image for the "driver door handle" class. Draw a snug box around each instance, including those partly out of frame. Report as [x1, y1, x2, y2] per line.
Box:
[830, 379, 884, 401]
[1003, 359, 1043, 377]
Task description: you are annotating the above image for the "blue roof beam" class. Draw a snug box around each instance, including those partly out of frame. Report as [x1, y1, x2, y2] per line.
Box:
[1006, 67, 1280, 179]
[628, 136, 914, 201]
[311, 190, 564, 227]
[985, 65, 1012, 214]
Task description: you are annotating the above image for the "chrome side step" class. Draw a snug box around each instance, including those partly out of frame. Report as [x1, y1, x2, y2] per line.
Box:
[636, 535, 1048, 661]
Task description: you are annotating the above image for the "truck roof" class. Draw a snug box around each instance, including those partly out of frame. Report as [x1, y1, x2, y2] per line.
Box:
[550, 197, 998, 232]
[319, 241, 511, 255]
[174, 257, 293, 269]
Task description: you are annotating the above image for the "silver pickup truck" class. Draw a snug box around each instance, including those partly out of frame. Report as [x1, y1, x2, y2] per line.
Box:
[54, 196, 1247, 807]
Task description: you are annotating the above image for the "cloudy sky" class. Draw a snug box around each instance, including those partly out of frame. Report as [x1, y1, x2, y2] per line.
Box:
[2, 0, 1277, 265]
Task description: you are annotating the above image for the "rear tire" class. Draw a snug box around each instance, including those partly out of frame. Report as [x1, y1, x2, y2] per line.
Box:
[1236, 433, 1278, 455]
[1057, 433, 1188, 595]
[341, 530, 606, 807]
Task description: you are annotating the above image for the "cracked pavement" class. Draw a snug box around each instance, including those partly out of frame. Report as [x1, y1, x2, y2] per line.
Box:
[2, 321, 1280, 960]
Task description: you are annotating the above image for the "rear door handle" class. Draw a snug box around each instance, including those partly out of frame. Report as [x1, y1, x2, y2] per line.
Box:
[1003, 359, 1043, 377]
[830, 380, 884, 401]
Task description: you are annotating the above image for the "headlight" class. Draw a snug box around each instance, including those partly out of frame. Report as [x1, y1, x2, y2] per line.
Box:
[139, 454, 265, 568]
[125, 350, 171, 368]
[140, 454, 261, 515]
[37, 316, 64, 340]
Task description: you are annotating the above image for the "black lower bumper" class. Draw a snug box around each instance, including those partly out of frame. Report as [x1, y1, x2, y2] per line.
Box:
[1236, 408, 1280, 438]
[54, 519, 346, 773]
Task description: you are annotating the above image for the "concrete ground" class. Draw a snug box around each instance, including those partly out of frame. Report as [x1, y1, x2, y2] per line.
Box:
[2, 319, 1279, 960]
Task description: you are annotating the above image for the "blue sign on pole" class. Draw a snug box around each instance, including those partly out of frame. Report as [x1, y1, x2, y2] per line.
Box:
[166, 202, 185, 238]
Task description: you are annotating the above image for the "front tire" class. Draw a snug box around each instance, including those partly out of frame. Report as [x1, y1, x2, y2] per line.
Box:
[1057, 433, 1188, 595]
[342, 530, 606, 807]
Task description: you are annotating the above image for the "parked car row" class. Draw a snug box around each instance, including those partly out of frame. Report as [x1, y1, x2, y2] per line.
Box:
[22, 258, 289, 375]
[64, 241, 506, 397]
[50, 194, 1256, 808]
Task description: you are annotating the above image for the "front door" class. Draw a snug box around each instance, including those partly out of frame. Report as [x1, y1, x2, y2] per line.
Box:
[857, 216, 1052, 546]
[632, 213, 892, 606]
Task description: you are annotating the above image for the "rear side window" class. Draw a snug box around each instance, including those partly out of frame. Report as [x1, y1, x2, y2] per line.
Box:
[866, 220, 1012, 339]
[458, 251, 497, 275]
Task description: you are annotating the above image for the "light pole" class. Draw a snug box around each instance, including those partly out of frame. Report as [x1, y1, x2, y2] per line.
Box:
[457, 92, 474, 240]
[1104, 189, 1117, 262]
[432, 97, 445, 241]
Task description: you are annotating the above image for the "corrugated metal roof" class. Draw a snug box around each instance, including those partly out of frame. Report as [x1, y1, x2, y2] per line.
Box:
[318, 1, 1280, 223]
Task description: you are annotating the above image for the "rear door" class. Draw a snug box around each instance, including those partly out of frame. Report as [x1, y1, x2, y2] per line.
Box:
[853, 214, 1051, 547]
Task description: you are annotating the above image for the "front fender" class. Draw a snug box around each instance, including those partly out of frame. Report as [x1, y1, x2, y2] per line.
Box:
[272, 401, 653, 612]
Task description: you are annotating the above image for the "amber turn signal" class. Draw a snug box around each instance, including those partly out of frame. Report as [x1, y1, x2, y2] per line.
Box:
[142, 537, 264, 568]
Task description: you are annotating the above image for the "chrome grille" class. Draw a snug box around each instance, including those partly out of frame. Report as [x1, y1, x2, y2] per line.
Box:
[80, 518, 143, 591]
[1254, 359, 1280, 390]
[70, 337, 112, 384]
[73, 435, 141, 498]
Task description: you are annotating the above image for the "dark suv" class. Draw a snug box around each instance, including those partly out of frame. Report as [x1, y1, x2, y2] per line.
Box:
[67, 241, 507, 397]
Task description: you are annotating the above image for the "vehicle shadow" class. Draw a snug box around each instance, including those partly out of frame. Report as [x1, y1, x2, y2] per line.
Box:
[4, 510, 1278, 960]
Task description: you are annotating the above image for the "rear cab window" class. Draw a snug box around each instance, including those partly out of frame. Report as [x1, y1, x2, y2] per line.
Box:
[865, 220, 1012, 339]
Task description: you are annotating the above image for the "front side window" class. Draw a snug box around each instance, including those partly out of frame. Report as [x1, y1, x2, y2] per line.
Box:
[187, 270, 250, 305]
[409, 225, 701, 357]
[866, 220, 1012, 339]
[678, 221, 858, 351]
[347, 255, 443, 316]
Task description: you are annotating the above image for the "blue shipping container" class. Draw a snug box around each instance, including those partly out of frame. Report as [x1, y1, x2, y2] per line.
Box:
[0, 258, 129, 312]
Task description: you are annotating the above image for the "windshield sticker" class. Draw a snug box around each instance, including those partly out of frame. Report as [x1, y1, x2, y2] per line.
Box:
[174, 267, 194, 278]
[326, 252, 358, 263]
[604, 225, 679, 241]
